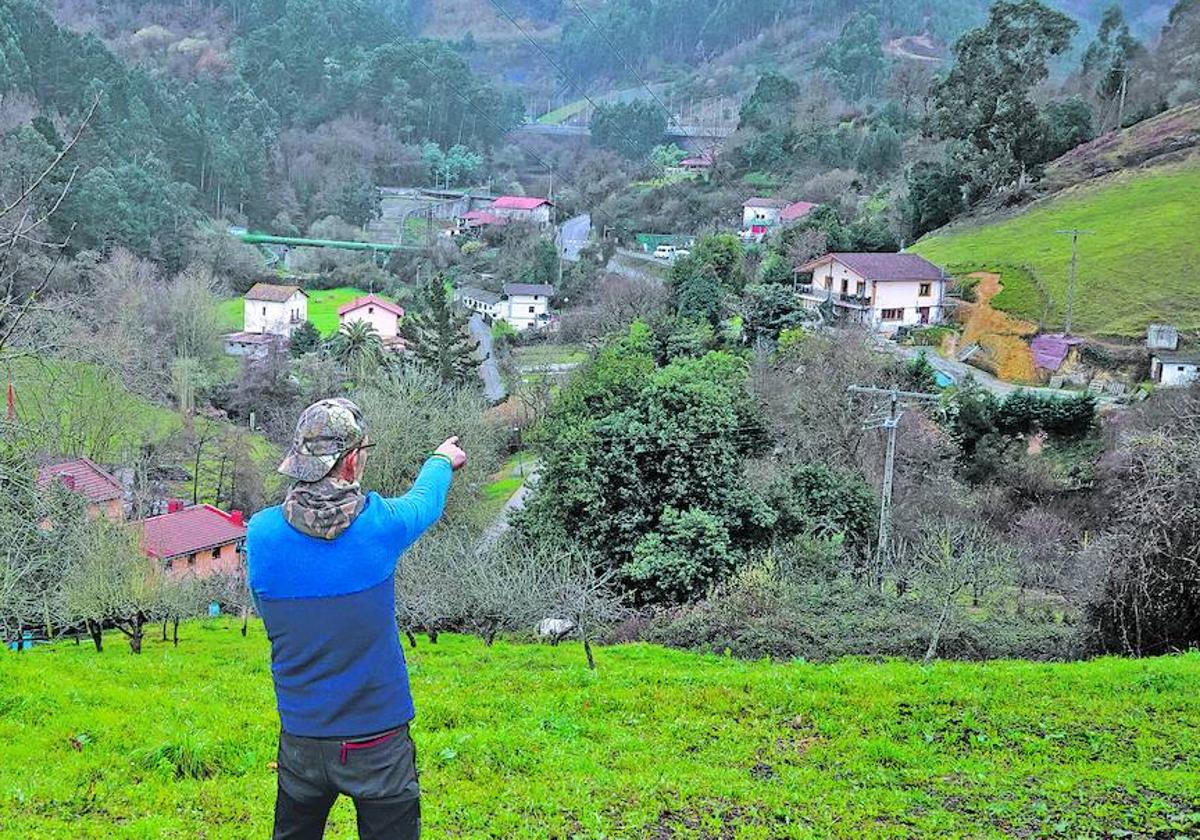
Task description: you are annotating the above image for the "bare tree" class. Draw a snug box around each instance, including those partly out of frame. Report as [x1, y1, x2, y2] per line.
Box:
[914, 520, 1012, 664]
[0, 98, 97, 364]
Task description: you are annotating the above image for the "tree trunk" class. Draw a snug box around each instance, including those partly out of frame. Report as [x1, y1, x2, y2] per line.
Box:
[173, 617, 180, 647]
[162, 619, 169, 642]
[88, 620, 103, 652]
[428, 629, 439, 645]
[923, 595, 955, 665]
[130, 612, 145, 655]
[405, 630, 418, 649]
[584, 637, 596, 671]
[241, 603, 249, 637]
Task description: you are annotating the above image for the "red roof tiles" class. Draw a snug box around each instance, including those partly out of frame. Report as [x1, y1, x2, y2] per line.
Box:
[38, 458, 123, 503]
[800, 252, 946, 281]
[493, 196, 553, 210]
[139, 504, 246, 560]
[337, 294, 405, 318]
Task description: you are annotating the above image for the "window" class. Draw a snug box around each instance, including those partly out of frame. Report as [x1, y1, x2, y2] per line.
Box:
[211, 547, 221, 559]
[881, 308, 904, 321]
[856, 281, 866, 296]
[841, 279, 849, 294]
[368, 307, 374, 314]
[919, 283, 932, 297]
[164, 558, 174, 571]
[528, 306, 535, 313]
[262, 306, 267, 316]
[187, 554, 196, 567]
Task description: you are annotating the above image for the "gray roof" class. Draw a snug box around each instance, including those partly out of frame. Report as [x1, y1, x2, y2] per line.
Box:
[503, 283, 555, 297]
[744, 197, 790, 209]
[245, 283, 305, 302]
[1154, 352, 1200, 365]
[803, 253, 945, 281]
[457, 286, 502, 305]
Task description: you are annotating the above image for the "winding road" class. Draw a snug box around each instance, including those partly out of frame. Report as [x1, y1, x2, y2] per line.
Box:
[468, 314, 506, 403]
[559, 214, 591, 262]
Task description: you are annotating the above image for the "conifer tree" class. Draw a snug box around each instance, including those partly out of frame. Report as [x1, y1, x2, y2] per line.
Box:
[401, 276, 479, 386]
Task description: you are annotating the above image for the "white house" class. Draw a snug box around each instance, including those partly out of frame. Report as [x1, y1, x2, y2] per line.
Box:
[796, 252, 948, 333]
[742, 198, 818, 238]
[491, 196, 554, 226]
[1151, 352, 1200, 387]
[500, 283, 554, 331]
[243, 283, 308, 336]
[454, 283, 554, 332]
[337, 294, 406, 350]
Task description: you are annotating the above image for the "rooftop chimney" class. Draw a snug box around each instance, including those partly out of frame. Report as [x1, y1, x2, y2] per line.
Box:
[230, 510, 245, 528]
[167, 499, 184, 514]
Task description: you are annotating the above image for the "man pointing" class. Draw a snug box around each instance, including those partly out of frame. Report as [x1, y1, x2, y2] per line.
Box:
[247, 398, 466, 840]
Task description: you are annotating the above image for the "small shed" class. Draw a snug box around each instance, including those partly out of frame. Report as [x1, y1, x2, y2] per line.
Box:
[1151, 352, 1200, 388]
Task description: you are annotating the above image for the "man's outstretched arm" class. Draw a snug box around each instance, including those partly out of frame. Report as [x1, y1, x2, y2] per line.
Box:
[380, 436, 467, 553]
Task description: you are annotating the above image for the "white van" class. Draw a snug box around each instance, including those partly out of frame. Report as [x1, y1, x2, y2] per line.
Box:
[653, 244, 677, 260]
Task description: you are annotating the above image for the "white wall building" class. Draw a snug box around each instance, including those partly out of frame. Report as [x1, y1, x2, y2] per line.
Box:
[454, 283, 554, 332]
[338, 294, 404, 338]
[491, 196, 554, 226]
[1151, 353, 1200, 387]
[797, 253, 948, 333]
[243, 283, 308, 336]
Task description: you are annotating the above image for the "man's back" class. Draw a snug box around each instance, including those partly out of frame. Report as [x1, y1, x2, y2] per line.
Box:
[248, 461, 452, 738]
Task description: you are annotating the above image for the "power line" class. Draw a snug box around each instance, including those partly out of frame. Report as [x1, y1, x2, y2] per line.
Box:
[397, 40, 559, 177]
[483, 0, 650, 157]
[562, 0, 697, 145]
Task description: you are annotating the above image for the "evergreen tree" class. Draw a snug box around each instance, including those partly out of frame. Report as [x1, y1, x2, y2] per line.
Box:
[401, 277, 480, 386]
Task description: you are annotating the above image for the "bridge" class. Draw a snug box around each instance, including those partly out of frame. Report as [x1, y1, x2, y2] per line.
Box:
[235, 232, 423, 253]
[515, 121, 735, 150]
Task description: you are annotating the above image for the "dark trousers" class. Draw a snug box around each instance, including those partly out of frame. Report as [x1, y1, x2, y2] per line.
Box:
[273, 724, 420, 840]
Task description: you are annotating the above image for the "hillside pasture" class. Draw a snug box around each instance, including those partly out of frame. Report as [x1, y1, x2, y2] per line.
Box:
[1, 623, 1198, 838]
[912, 160, 1200, 338]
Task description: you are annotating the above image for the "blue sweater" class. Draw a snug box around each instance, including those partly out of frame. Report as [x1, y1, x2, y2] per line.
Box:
[247, 458, 453, 738]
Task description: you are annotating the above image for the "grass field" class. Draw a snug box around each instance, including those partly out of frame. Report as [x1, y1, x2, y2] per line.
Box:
[911, 160, 1200, 338]
[219, 287, 399, 337]
[2, 622, 1198, 838]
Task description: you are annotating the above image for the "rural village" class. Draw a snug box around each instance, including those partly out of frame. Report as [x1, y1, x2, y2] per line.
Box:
[1, 0, 1199, 837]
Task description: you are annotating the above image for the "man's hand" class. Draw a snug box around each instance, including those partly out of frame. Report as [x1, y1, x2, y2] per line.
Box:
[434, 436, 467, 471]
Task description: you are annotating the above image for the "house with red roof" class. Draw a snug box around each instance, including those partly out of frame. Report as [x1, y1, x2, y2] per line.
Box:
[138, 502, 246, 577]
[337, 294, 406, 349]
[742, 198, 818, 238]
[38, 458, 125, 522]
[796, 252, 948, 333]
[491, 195, 554, 226]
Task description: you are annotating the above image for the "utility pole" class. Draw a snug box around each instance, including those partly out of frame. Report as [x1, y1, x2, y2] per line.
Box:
[848, 385, 942, 589]
[1056, 229, 1093, 335]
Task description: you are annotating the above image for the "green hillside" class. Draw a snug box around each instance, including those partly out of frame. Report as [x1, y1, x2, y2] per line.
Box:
[912, 159, 1200, 337]
[2, 622, 1199, 838]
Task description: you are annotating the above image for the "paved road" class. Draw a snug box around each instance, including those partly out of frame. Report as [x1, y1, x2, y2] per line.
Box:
[606, 249, 670, 283]
[479, 466, 538, 549]
[468, 314, 506, 403]
[886, 340, 1117, 403]
[559, 214, 591, 262]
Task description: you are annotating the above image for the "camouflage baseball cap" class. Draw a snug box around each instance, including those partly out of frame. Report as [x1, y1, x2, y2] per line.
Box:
[278, 398, 368, 482]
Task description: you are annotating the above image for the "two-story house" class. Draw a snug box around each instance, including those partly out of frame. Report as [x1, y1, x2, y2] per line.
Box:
[244, 283, 308, 336]
[796, 253, 948, 333]
[742, 198, 818, 238]
[500, 283, 554, 331]
[453, 283, 554, 332]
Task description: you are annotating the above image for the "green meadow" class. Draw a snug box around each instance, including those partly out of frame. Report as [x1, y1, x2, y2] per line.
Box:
[1, 621, 1198, 838]
[912, 161, 1200, 337]
[219, 287, 400, 337]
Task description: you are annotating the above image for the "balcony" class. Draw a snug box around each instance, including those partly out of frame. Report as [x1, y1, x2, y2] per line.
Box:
[795, 285, 872, 310]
